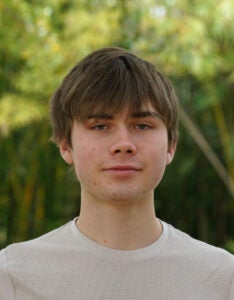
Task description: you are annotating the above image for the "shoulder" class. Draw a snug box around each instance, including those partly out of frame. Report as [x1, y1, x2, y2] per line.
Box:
[0, 220, 75, 297]
[162, 221, 234, 269]
[1, 220, 74, 270]
[164, 221, 232, 252]
[162, 221, 234, 297]
[0, 248, 15, 299]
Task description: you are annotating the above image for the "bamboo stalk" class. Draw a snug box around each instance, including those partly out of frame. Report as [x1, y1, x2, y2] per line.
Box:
[179, 105, 234, 198]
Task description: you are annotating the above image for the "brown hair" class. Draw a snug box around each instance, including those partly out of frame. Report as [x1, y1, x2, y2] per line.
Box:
[50, 47, 178, 148]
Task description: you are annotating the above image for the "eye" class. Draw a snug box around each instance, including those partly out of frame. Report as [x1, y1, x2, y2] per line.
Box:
[135, 123, 151, 130]
[91, 124, 108, 130]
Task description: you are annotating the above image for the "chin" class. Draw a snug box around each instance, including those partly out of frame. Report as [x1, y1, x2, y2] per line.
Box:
[103, 189, 150, 204]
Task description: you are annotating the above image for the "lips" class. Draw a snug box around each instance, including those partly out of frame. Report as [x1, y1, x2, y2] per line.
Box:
[102, 165, 141, 178]
[104, 165, 141, 171]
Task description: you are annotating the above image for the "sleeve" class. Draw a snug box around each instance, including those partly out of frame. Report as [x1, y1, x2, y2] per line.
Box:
[230, 274, 234, 300]
[0, 249, 14, 300]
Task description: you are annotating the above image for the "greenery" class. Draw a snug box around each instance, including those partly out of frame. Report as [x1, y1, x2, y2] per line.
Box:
[0, 0, 233, 253]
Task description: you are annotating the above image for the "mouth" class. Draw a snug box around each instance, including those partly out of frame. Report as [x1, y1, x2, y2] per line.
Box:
[103, 165, 141, 176]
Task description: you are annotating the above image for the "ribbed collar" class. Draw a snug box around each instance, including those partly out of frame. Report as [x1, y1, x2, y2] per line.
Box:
[70, 217, 169, 261]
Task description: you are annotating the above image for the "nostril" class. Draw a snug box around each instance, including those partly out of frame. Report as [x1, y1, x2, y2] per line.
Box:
[113, 148, 134, 154]
[110, 141, 137, 155]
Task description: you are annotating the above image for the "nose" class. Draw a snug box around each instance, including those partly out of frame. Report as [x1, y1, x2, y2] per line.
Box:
[109, 128, 137, 155]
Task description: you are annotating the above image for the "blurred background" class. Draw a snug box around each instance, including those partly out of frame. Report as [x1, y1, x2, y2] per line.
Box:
[0, 0, 233, 252]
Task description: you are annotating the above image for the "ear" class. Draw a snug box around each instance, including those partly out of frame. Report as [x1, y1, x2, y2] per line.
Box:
[166, 142, 177, 165]
[59, 139, 73, 165]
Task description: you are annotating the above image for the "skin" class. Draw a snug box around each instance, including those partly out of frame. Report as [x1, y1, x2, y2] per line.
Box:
[59, 103, 176, 250]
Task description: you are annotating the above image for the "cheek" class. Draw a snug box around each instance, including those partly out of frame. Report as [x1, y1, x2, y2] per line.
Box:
[146, 144, 169, 173]
[73, 159, 91, 183]
[72, 146, 97, 180]
[74, 145, 97, 161]
[146, 141, 168, 161]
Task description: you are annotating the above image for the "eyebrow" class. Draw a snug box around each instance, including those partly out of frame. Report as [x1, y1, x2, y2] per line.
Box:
[87, 113, 113, 120]
[87, 111, 163, 120]
[131, 111, 162, 119]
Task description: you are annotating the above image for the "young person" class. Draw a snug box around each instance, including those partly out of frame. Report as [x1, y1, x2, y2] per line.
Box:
[0, 47, 233, 299]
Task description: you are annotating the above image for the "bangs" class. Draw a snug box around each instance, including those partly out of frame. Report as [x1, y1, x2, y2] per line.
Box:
[69, 55, 157, 121]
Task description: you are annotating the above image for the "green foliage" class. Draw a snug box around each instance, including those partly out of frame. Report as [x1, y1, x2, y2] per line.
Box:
[0, 0, 233, 250]
[224, 240, 234, 255]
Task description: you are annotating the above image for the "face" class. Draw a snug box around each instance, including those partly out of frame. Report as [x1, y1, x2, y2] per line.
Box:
[59, 104, 176, 205]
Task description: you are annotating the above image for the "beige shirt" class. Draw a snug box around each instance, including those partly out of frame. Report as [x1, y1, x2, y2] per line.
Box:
[0, 219, 234, 299]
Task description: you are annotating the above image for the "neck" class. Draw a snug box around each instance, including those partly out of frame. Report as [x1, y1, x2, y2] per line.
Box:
[76, 193, 162, 250]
